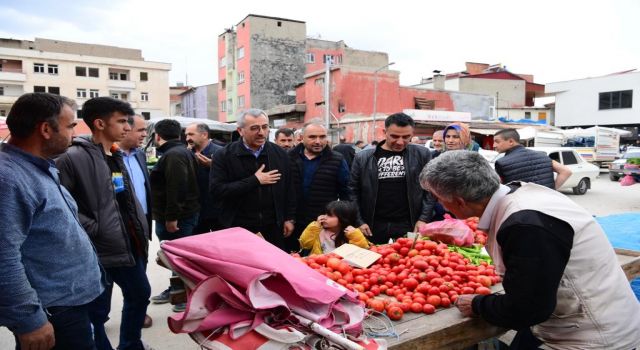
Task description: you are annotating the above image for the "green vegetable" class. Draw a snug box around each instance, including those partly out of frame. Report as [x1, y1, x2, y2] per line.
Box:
[448, 245, 492, 265]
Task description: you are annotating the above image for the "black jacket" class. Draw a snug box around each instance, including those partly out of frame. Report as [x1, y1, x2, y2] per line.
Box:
[56, 136, 149, 267]
[290, 144, 349, 226]
[349, 141, 434, 226]
[210, 140, 295, 228]
[495, 146, 555, 189]
[332, 143, 356, 169]
[150, 140, 200, 221]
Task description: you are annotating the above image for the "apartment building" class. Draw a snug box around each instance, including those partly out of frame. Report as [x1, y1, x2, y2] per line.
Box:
[0, 37, 171, 119]
[180, 83, 219, 120]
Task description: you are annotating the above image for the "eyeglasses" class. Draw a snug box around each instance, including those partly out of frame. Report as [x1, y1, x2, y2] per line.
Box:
[247, 124, 269, 132]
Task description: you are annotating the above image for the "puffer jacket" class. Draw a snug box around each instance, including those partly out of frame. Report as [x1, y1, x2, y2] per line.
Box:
[56, 136, 149, 267]
[495, 145, 554, 188]
[349, 141, 434, 226]
[298, 221, 369, 255]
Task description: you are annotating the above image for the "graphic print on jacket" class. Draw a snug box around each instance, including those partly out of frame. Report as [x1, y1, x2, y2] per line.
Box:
[377, 154, 405, 179]
[375, 149, 409, 221]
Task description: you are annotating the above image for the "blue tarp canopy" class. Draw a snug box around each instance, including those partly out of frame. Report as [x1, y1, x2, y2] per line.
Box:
[596, 213, 640, 300]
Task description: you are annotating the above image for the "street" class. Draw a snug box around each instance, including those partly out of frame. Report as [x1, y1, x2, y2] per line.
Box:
[2, 172, 639, 349]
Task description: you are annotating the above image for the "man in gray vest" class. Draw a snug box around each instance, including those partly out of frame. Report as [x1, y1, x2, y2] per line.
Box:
[420, 151, 640, 349]
[493, 128, 571, 189]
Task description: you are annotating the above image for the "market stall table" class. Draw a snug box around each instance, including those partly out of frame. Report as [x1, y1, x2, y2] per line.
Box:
[157, 248, 640, 350]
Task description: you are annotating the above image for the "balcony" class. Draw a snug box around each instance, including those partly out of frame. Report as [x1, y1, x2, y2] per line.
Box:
[107, 79, 136, 90]
[0, 70, 26, 83]
[0, 95, 20, 104]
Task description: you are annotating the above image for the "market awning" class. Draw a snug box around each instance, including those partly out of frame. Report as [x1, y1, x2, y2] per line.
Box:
[469, 128, 501, 136]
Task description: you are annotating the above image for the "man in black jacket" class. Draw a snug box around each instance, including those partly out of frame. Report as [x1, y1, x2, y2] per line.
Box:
[288, 122, 350, 252]
[494, 128, 571, 189]
[349, 113, 434, 244]
[56, 97, 152, 350]
[210, 109, 295, 250]
[149, 119, 200, 309]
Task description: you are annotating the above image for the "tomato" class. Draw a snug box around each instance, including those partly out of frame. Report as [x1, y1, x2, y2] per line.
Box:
[477, 276, 492, 287]
[410, 302, 423, 313]
[407, 249, 419, 258]
[413, 260, 429, 271]
[402, 278, 419, 291]
[387, 306, 404, 321]
[440, 297, 451, 308]
[475, 286, 491, 295]
[426, 295, 441, 307]
[326, 257, 341, 270]
[461, 287, 475, 295]
[400, 302, 411, 313]
[413, 297, 426, 305]
[368, 299, 385, 312]
[422, 304, 436, 314]
[358, 293, 369, 302]
[450, 294, 458, 303]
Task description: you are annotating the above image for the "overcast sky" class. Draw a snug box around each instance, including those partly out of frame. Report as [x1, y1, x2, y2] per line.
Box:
[1, 0, 638, 90]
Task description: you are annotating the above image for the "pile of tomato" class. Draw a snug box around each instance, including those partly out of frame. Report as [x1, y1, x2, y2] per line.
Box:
[294, 235, 500, 321]
[465, 216, 489, 245]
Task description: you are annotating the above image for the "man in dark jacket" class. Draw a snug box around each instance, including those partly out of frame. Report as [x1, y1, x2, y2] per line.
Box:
[149, 119, 200, 309]
[185, 122, 222, 234]
[349, 113, 434, 244]
[210, 109, 295, 250]
[494, 128, 572, 189]
[288, 122, 350, 252]
[333, 138, 357, 169]
[56, 97, 151, 350]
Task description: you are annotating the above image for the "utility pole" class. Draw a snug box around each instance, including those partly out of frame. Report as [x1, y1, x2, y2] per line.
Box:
[324, 57, 331, 131]
[372, 62, 395, 141]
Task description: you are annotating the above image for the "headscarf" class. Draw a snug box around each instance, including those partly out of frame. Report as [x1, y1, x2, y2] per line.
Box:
[443, 122, 472, 151]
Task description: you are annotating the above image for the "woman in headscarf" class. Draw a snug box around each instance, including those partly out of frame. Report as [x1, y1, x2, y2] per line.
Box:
[443, 122, 473, 151]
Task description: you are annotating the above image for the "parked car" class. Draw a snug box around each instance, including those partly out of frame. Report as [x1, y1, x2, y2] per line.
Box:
[528, 147, 600, 195]
[609, 148, 640, 181]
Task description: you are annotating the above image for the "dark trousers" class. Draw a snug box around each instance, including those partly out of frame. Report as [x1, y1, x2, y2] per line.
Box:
[237, 222, 285, 251]
[155, 214, 199, 241]
[15, 304, 96, 350]
[89, 256, 151, 350]
[370, 219, 413, 245]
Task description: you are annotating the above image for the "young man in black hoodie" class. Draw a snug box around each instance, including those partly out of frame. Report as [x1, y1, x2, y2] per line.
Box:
[56, 97, 152, 350]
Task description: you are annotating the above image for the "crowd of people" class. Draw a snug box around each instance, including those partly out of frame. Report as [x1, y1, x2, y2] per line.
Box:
[1, 92, 639, 350]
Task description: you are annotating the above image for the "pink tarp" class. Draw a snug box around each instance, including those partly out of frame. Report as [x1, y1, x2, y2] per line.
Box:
[161, 227, 365, 340]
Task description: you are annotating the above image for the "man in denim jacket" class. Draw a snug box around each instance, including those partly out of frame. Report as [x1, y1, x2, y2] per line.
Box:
[0, 93, 103, 349]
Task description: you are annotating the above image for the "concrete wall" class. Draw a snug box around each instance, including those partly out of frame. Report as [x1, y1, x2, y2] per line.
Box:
[448, 91, 493, 119]
[0, 45, 171, 118]
[207, 83, 219, 120]
[248, 16, 306, 111]
[547, 72, 640, 127]
[459, 77, 525, 108]
[182, 84, 219, 120]
[415, 78, 460, 91]
[0, 38, 144, 61]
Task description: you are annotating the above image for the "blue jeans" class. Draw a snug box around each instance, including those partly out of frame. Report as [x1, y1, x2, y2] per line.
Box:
[15, 304, 96, 350]
[89, 256, 151, 350]
[155, 214, 199, 241]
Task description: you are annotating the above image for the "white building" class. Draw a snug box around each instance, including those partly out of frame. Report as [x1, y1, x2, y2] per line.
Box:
[546, 70, 639, 130]
[0, 37, 171, 119]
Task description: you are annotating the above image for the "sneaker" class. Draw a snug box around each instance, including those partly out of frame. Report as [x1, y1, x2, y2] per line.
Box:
[172, 303, 186, 312]
[150, 288, 170, 304]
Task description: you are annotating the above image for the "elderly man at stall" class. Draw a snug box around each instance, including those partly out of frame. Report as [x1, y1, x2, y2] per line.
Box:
[419, 151, 640, 349]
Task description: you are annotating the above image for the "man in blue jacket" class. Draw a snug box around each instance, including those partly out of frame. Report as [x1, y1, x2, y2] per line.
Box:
[0, 93, 103, 349]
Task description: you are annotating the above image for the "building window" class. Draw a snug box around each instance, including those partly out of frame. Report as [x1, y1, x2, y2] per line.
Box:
[140, 72, 148, 81]
[48, 64, 58, 75]
[48, 87, 60, 95]
[306, 53, 315, 63]
[315, 78, 324, 86]
[338, 102, 346, 113]
[89, 89, 99, 98]
[76, 89, 87, 98]
[238, 71, 245, 84]
[119, 73, 128, 81]
[0, 87, 3, 96]
[120, 93, 128, 101]
[0, 110, 5, 117]
[323, 55, 333, 64]
[219, 57, 226, 68]
[599, 90, 633, 110]
[34, 86, 46, 93]
[76, 66, 87, 76]
[524, 111, 531, 119]
[238, 95, 245, 108]
[109, 72, 119, 80]
[221, 79, 226, 89]
[141, 92, 149, 101]
[111, 93, 119, 99]
[277, 21, 282, 27]
[141, 112, 150, 120]
[237, 47, 244, 60]
[227, 98, 232, 112]
[220, 100, 227, 112]
[34, 63, 45, 73]
[89, 68, 99, 77]
[562, 151, 579, 165]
